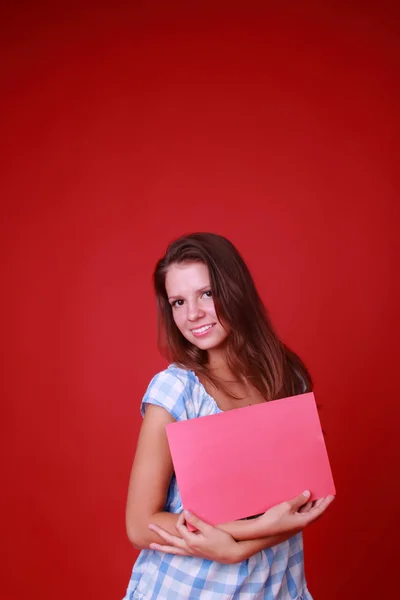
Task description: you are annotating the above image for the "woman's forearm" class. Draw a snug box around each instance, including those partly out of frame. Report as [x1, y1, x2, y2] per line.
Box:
[129, 511, 269, 552]
[137, 513, 274, 548]
[217, 517, 266, 541]
[127, 511, 181, 549]
[236, 534, 290, 561]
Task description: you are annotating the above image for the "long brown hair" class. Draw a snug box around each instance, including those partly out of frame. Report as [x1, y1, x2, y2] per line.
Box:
[153, 232, 312, 400]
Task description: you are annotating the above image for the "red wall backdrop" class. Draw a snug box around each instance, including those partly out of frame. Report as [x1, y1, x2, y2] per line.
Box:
[1, 2, 399, 599]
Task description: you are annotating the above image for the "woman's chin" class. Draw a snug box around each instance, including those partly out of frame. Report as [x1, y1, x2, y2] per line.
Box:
[191, 336, 228, 352]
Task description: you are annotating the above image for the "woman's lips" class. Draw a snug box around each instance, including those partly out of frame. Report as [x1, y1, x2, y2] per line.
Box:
[191, 323, 215, 337]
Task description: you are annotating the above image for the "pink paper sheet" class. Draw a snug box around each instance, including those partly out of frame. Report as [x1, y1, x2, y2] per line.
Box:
[166, 392, 335, 525]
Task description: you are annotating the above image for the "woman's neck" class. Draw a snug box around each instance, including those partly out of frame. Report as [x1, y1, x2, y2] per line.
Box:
[206, 348, 235, 380]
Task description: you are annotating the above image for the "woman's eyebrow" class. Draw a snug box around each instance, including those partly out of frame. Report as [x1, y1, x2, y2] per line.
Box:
[168, 285, 210, 301]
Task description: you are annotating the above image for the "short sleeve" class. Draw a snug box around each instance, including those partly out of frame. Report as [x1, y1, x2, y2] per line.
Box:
[140, 368, 190, 422]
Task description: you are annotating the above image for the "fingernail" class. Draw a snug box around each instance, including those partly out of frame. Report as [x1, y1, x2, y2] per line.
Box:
[303, 490, 310, 497]
[184, 510, 192, 518]
[148, 524, 155, 530]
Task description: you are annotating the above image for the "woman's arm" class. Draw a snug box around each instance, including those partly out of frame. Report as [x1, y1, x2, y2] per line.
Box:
[237, 536, 289, 560]
[125, 404, 183, 549]
[217, 493, 335, 541]
[148, 511, 293, 564]
[148, 497, 335, 563]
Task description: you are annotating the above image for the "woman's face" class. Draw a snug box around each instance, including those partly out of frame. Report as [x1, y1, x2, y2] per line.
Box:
[165, 262, 229, 352]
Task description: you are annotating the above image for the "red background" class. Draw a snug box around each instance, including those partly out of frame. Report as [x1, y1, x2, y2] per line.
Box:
[1, 2, 399, 599]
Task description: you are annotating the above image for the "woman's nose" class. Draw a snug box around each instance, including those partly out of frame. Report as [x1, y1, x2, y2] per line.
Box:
[187, 302, 205, 321]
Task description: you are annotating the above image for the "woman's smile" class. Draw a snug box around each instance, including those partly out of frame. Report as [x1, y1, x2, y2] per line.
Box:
[191, 323, 216, 337]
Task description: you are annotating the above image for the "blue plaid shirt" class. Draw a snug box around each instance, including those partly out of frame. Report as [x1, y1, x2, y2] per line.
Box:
[123, 365, 313, 600]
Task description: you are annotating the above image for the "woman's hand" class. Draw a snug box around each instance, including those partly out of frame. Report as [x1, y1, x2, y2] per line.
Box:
[217, 491, 335, 541]
[257, 491, 335, 536]
[220, 491, 335, 541]
[148, 511, 243, 564]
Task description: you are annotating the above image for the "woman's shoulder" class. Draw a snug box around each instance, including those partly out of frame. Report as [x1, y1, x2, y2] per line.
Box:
[147, 363, 197, 391]
[141, 364, 201, 421]
[142, 364, 217, 420]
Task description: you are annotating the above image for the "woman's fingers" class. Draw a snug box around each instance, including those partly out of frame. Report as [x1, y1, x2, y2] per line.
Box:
[298, 501, 313, 513]
[260, 490, 311, 523]
[183, 511, 213, 535]
[313, 498, 325, 509]
[313, 495, 335, 514]
[301, 495, 335, 524]
[148, 523, 187, 549]
[176, 511, 221, 553]
[149, 542, 191, 556]
[175, 515, 203, 545]
[286, 490, 311, 512]
[176, 511, 186, 528]
[298, 496, 328, 514]
[148, 521, 195, 555]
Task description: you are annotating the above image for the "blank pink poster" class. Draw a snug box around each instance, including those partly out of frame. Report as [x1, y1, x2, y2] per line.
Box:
[166, 392, 335, 525]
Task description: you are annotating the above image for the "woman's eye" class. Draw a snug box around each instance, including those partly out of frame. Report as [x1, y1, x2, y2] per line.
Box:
[202, 290, 212, 298]
[171, 299, 184, 308]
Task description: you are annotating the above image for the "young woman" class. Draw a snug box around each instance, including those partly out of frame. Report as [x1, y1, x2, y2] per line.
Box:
[123, 233, 334, 600]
